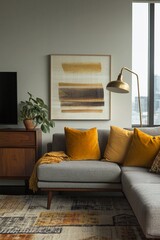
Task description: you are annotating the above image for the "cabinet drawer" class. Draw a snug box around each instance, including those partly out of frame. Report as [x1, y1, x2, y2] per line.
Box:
[0, 148, 35, 177]
[0, 132, 36, 147]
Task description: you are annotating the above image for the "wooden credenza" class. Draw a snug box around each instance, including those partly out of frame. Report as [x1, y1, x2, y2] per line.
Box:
[0, 129, 42, 180]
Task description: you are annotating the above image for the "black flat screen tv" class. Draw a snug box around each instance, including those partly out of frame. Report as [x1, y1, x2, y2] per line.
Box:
[0, 72, 18, 124]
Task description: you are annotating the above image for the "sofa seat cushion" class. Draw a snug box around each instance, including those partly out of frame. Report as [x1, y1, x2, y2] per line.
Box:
[122, 166, 148, 172]
[37, 160, 121, 183]
[121, 167, 160, 188]
[123, 183, 160, 238]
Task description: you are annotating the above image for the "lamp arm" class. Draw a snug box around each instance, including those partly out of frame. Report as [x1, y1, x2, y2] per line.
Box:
[120, 67, 142, 127]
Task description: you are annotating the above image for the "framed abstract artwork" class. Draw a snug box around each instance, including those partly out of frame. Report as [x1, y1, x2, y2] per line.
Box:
[50, 54, 111, 120]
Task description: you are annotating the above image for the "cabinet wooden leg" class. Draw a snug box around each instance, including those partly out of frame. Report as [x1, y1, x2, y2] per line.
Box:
[47, 191, 53, 209]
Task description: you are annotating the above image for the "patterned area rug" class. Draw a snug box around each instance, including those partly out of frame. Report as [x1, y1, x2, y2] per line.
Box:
[0, 194, 148, 240]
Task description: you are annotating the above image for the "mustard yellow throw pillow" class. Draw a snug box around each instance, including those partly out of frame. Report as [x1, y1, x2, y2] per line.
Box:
[123, 128, 160, 168]
[64, 127, 100, 160]
[103, 126, 133, 164]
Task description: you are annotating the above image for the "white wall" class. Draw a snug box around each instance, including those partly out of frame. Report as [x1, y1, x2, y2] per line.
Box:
[0, 0, 132, 153]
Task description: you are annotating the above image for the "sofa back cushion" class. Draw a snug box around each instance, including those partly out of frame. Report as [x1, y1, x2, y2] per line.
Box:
[51, 127, 160, 160]
[52, 133, 66, 152]
[97, 129, 110, 157]
[51, 129, 110, 158]
[136, 126, 160, 136]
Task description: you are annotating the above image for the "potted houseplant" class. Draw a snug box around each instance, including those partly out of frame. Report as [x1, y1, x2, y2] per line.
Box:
[19, 92, 55, 133]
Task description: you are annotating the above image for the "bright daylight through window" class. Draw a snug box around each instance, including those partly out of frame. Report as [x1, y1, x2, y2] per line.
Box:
[132, 2, 160, 126]
[154, 4, 160, 124]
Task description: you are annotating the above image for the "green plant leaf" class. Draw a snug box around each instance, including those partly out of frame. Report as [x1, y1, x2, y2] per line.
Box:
[19, 92, 55, 133]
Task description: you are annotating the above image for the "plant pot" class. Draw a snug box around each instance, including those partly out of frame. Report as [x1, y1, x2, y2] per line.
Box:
[23, 119, 35, 130]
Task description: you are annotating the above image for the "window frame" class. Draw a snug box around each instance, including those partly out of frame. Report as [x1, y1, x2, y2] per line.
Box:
[132, 3, 159, 127]
[149, 3, 154, 126]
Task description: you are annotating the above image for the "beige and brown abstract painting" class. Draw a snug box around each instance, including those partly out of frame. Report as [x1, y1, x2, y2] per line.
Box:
[50, 54, 111, 120]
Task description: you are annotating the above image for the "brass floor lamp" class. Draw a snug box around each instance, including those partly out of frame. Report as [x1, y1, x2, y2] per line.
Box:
[106, 67, 142, 127]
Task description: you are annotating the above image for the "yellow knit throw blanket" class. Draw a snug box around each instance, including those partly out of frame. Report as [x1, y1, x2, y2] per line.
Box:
[29, 151, 70, 193]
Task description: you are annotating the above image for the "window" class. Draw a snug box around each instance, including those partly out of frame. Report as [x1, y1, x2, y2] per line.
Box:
[154, 4, 160, 125]
[132, 2, 160, 126]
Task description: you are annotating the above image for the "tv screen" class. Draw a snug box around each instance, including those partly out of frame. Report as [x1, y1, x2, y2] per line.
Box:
[0, 72, 18, 124]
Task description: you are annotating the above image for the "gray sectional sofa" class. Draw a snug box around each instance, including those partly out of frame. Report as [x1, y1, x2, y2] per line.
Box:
[37, 127, 160, 239]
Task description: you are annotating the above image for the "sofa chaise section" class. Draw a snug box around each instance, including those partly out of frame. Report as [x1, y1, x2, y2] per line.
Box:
[122, 167, 160, 238]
